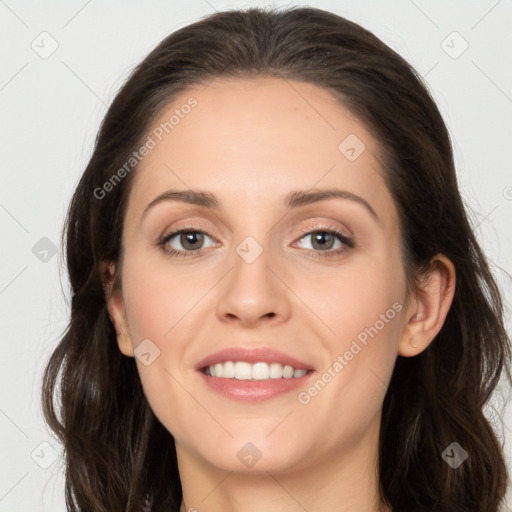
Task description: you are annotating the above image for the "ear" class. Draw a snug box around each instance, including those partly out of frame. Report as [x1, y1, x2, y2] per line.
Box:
[99, 261, 134, 358]
[398, 254, 456, 357]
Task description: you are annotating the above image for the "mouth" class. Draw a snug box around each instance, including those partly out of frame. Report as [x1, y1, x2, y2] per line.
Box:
[198, 362, 315, 402]
[200, 361, 313, 380]
[194, 346, 316, 401]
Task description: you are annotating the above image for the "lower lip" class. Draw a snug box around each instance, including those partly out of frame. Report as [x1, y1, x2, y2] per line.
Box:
[198, 370, 315, 402]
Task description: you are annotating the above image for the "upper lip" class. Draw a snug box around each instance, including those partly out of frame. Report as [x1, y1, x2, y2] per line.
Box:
[195, 347, 315, 371]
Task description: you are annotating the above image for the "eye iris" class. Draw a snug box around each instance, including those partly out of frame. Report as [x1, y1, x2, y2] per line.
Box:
[311, 232, 335, 250]
[181, 231, 203, 250]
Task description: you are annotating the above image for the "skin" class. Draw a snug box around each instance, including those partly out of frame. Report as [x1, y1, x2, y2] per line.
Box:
[104, 77, 456, 512]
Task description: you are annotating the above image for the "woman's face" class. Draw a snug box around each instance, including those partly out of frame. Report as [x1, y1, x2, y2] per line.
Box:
[111, 77, 411, 473]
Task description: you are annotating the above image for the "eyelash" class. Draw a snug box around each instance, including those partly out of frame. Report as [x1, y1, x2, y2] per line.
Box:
[157, 224, 355, 259]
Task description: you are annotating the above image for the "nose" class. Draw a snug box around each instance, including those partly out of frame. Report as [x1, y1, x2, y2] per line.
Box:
[215, 244, 292, 328]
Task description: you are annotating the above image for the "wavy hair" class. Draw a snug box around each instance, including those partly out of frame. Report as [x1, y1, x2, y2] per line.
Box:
[42, 6, 512, 511]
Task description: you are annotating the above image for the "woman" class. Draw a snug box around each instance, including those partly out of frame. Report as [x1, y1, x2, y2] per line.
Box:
[41, 6, 511, 512]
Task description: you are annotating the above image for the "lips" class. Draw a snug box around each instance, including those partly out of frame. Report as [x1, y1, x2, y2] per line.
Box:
[195, 346, 317, 402]
[194, 346, 314, 372]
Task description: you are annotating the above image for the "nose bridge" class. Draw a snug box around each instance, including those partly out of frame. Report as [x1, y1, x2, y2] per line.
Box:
[230, 232, 274, 301]
[226, 195, 275, 270]
[214, 229, 290, 324]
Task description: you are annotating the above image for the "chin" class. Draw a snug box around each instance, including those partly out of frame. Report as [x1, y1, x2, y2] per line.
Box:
[193, 437, 308, 474]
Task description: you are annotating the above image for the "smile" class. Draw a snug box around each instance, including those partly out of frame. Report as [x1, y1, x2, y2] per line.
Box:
[203, 361, 309, 380]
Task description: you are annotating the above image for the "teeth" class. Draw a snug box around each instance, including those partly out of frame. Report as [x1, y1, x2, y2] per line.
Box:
[251, 362, 269, 380]
[206, 361, 309, 380]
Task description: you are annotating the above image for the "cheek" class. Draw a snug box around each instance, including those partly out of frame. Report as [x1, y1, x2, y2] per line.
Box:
[309, 250, 405, 349]
[119, 255, 217, 438]
[305, 251, 405, 412]
[121, 258, 203, 346]
[329, 275, 404, 345]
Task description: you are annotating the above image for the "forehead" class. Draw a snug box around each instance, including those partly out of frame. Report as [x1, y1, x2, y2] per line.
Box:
[125, 76, 395, 226]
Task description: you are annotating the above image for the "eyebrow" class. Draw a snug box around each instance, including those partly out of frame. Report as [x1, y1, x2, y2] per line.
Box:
[141, 188, 379, 222]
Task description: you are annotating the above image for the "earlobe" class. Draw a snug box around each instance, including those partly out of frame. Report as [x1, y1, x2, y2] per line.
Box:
[398, 254, 456, 357]
[99, 261, 134, 358]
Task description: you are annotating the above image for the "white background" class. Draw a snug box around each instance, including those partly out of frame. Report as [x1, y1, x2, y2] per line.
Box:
[0, 1, 511, 510]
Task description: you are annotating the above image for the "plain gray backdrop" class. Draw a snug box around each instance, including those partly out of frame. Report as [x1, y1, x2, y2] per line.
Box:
[1, 1, 511, 510]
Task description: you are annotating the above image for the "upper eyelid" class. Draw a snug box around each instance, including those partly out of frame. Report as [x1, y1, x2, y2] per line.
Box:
[161, 223, 349, 237]
[160, 225, 352, 247]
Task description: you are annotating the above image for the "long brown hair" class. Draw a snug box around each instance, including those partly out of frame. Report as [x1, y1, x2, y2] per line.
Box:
[42, 6, 512, 511]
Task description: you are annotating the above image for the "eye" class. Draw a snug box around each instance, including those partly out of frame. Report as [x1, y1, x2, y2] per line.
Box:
[157, 228, 217, 257]
[157, 225, 354, 259]
[295, 226, 354, 257]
